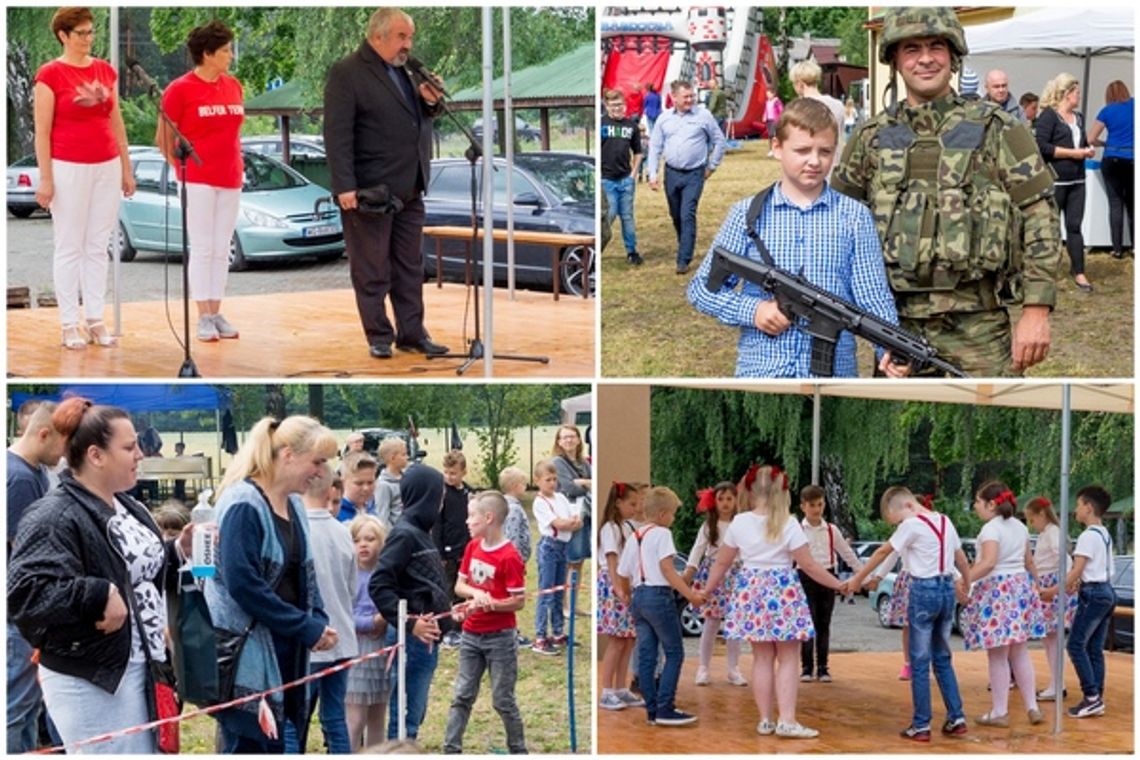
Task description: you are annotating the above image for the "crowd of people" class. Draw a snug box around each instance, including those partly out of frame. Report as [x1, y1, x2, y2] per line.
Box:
[6, 397, 592, 754]
[31, 6, 450, 360]
[601, 6, 1134, 379]
[597, 464, 1120, 742]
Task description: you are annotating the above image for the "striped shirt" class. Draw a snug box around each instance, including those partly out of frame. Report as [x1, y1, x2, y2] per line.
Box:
[687, 182, 898, 377]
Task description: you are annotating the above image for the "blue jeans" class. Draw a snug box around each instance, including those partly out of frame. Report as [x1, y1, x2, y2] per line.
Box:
[7, 622, 43, 753]
[282, 660, 350, 754]
[535, 538, 567, 640]
[602, 175, 638, 255]
[1066, 581, 1116, 698]
[631, 585, 684, 718]
[907, 576, 964, 730]
[663, 166, 706, 268]
[385, 627, 440, 740]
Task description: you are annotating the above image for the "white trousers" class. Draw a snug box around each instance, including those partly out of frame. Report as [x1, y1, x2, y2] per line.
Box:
[185, 182, 241, 302]
[50, 158, 121, 327]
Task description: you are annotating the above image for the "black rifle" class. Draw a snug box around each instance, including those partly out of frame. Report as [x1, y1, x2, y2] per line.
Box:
[705, 246, 969, 378]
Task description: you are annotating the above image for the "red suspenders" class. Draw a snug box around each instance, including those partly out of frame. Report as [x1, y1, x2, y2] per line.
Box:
[915, 513, 948, 574]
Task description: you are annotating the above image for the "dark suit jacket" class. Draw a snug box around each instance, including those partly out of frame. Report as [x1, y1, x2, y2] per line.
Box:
[323, 41, 442, 200]
[1035, 106, 1088, 183]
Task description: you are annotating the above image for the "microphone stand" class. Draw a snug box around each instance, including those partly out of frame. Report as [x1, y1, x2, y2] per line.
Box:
[141, 78, 203, 377]
[418, 74, 549, 375]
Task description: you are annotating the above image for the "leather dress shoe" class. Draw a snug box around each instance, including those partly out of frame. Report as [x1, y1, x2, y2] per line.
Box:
[396, 337, 449, 356]
[368, 343, 393, 359]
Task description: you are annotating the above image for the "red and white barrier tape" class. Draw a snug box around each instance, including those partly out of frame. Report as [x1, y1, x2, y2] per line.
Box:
[31, 583, 573, 754]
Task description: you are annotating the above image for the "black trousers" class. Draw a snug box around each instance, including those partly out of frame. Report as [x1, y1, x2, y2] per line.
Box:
[1054, 183, 1087, 275]
[1101, 157, 1134, 253]
[341, 197, 427, 347]
[799, 569, 837, 674]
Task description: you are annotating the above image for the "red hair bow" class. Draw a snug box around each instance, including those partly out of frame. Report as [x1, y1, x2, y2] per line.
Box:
[743, 463, 762, 491]
[612, 481, 627, 499]
[920, 493, 935, 509]
[1037, 497, 1052, 508]
[993, 490, 1017, 508]
[696, 488, 716, 513]
[770, 465, 788, 491]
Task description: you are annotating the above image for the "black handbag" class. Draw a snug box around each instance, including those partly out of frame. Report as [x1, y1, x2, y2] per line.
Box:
[171, 571, 220, 705]
[214, 623, 254, 704]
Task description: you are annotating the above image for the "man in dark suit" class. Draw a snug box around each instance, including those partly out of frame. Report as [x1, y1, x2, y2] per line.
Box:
[324, 8, 449, 359]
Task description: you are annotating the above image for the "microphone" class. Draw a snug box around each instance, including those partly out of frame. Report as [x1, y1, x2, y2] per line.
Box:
[404, 56, 450, 100]
[125, 57, 160, 97]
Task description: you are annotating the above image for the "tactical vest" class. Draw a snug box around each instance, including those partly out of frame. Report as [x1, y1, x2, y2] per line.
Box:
[862, 99, 1027, 316]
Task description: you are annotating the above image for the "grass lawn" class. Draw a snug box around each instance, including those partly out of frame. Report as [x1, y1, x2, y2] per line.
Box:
[601, 137, 1133, 378]
[175, 493, 592, 754]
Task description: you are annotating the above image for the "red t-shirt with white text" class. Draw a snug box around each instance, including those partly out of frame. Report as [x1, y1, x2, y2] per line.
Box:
[457, 538, 526, 634]
[161, 71, 244, 188]
[34, 59, 119, 163]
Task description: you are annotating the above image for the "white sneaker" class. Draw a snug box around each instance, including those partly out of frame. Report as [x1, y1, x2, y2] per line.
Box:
[756, 720, 776, 736]
[213, 313, 239, 339]
[617, 690, 645, 708]
[727, 669, 748, 686]
[776, 721, 819, 739]
[694, 667, 710, 686]
[197, 315, 219, 342]
[599, 693, 626, 711]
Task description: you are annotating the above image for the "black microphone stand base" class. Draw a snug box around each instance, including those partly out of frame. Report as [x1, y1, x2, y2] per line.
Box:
[177, 357, 201, 378]
[428, 338, 549, 376]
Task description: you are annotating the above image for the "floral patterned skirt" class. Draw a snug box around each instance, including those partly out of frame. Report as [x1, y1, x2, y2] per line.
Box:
[885, 571, 911, 628]
[1035, 571, 1078, 634]
[962, 571, 1046, 651]
[691, 556, 739, 620]
[596, 567, 635, 637]
[723, 566, 815, 643]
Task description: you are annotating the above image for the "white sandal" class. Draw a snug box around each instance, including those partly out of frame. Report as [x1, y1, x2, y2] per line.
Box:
[86, 320, 118, 347]
[61, 325, 86, 351]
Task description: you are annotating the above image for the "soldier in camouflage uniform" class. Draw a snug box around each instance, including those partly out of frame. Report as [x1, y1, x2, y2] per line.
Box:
[832, 7, 1061, 377]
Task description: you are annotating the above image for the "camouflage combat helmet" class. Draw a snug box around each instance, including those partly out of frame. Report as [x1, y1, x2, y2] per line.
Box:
[878, 7, 969, 64]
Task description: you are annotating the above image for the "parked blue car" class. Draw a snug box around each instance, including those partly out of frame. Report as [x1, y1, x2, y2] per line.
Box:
[868, 539, 977, 634]
[113, 149, 344, 271]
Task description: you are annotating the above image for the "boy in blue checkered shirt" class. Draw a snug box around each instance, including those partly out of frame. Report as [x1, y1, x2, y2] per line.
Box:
[687, 98, 909, 378]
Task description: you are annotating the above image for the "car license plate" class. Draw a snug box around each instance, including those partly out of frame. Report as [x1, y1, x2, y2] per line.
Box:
[303, 224, 338, 238]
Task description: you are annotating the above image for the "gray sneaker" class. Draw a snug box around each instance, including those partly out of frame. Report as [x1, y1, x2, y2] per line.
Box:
[213, 313, 239, 339]
[197, 315, 219, 342]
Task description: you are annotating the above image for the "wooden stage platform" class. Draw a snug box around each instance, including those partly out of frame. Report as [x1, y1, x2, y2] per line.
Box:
[6, 283, 594, 379]
[597, 649, 1133, 754]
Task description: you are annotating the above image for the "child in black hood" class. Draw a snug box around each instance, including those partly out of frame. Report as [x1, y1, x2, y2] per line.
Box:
[368, 464, 453, 740]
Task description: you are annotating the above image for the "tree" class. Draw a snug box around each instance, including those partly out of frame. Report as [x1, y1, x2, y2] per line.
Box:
[469, 385, 563, 487]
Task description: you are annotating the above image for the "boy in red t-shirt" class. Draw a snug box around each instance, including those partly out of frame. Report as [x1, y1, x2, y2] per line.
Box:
[442, 491, 527, 754]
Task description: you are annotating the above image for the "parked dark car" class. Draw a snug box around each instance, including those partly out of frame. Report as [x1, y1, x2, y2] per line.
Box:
[358, 426, 427, 463]
[472, 116, 541, 143]
[114, 149, 343, 271]
[1109, 555, 1133, 651]
[421, 152, 595, 296]
[672, 553, 704, 637]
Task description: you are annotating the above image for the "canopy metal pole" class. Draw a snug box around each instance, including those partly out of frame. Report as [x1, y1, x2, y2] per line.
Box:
[504, 9, 517, 300]
[1054, 383, 1071, 735]
[110, 7, 121, 336]
[481, 7, 495, 377]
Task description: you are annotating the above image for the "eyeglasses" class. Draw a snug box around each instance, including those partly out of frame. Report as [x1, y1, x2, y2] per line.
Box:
[70, 28, 96, 38]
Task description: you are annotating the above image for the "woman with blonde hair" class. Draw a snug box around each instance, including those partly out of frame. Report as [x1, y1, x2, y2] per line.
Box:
[205, 415, 340, 753]
[704, 464, 844, 739]
[1035, 73, 1096, 291]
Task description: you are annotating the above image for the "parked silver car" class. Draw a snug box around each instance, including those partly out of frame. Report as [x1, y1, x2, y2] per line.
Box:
[6, 155, 42, 218]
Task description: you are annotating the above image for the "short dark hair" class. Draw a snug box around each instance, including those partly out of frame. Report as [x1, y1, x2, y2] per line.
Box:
[1019, 92, 1039, 108]
[1077, 485, 1111, 517]
[800, 484, 825, 504]
[187, 20, 234, 66]
[51, 7, 94, 45]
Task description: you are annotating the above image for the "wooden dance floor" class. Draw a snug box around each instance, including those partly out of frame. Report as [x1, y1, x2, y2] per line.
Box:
[6, 284, 594, 379]
[597, 649, 1134, 754]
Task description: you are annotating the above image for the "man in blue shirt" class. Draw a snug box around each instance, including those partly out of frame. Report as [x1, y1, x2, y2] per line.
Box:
[647, 79, 726, 274]
[688, 98, 907, 378]
[7, 401, 65, 753]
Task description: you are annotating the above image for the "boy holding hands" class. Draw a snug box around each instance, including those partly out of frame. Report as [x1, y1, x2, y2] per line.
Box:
[848, 487, 971, 742]
[687, 97, 908, 378]
[442, 491, 527, 754]
[1064, 485, 1116, 719]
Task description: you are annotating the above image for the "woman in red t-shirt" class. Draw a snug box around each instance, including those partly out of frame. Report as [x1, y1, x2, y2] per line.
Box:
[34, 7, 136, 350]
[157, 21, 244, 342]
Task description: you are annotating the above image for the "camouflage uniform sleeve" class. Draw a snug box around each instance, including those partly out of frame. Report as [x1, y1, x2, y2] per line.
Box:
[831, 121, 873, 204]
[998, 119, 1061, 308]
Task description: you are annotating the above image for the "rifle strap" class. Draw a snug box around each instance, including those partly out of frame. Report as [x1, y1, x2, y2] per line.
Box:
[744, 183, 778, 267]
